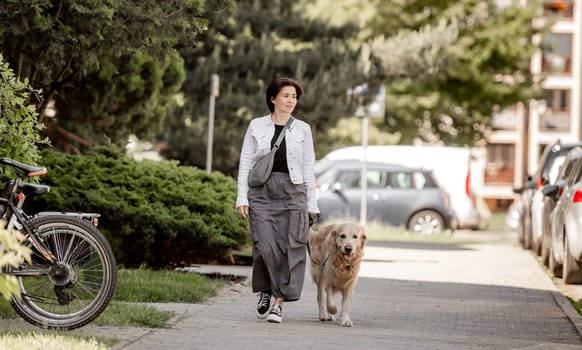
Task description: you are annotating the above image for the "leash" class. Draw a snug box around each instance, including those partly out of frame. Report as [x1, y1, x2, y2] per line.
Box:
[306, 241, 332, 266]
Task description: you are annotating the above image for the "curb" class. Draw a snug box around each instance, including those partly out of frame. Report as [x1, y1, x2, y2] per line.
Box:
[552, 290, 582, 339]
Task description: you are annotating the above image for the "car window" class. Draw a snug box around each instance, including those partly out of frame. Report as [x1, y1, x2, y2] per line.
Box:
[334, 170, 386, 189]
[387, 171, 429, 189]
[567, 160, 582, 186]
[573, 161, 582, 184]
[389, 172, 409, 189]
[317, 168, 337, 188]
[366, 170, 384, 188]
[335, 170, 360, 189]
[412, 172, 427, 189]
[547, 155, 566, 184]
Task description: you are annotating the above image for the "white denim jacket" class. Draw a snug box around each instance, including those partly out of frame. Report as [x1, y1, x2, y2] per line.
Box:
[236, 115, 319, 213]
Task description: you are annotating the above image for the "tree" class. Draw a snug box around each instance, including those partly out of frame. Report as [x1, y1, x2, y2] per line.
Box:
[159, 0, 369, 175]
[0, 54, 49, 174]
[0, 0, 232, 150]
[366, 0, 545, 145]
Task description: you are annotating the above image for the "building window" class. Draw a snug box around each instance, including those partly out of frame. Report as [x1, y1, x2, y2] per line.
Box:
[539, 89, 571, 132]
[491, 106, 518, 130]
[543, 0, 574, 18]
[485, 143, 515, 184]
[541, 33, 572, 74]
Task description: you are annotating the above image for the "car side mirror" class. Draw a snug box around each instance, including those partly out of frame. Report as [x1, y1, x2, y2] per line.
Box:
[542, 184, 558, 197]
[332, 182, 343, 193]
[526, 180, 537, 189]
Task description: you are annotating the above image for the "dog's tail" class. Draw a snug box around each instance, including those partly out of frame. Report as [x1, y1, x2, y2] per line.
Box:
[327, 302, 337, 315]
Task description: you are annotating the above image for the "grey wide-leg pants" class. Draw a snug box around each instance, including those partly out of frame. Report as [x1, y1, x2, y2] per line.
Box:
[248, 172, 308, 301]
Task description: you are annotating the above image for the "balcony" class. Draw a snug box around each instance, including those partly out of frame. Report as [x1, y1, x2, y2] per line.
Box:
[542, 0, 574, 18]
[539, 109, 571, 132]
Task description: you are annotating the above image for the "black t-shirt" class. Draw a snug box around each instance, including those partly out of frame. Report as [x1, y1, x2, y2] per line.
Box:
[271, 125, 289, 173]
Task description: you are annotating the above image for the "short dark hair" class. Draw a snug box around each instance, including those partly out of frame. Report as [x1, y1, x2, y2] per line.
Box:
[265, 77, 303, 113]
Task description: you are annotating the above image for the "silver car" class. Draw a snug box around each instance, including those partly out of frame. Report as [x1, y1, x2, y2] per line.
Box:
[316, 160, 454, 234]
[546, 147, 582, 283]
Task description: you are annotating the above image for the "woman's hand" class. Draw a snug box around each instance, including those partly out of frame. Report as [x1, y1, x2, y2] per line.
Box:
[237, 205, 249, 219]
[309, 212, 320, 228]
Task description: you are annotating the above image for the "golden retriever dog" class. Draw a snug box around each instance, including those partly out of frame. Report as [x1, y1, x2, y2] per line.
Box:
[307, 222, 366, 327]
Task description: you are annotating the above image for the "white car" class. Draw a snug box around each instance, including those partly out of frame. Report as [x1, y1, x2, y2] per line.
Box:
[530, 152, 566, 256]
[547, 147, 582, 283]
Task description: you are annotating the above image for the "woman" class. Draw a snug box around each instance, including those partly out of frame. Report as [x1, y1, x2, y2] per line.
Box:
[236, 77, 319, 323]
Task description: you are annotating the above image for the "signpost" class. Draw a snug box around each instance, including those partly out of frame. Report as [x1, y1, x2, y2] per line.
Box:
[206, 74, 220, 173]
[348, 84, 386, 227]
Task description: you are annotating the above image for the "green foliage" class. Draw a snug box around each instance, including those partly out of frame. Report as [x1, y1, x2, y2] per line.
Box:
[59, 50, 186, 147]
[0, 54, 50, 176]
[0, 226, 32, 301]
[94, 302, 175, 328]
[24, 148, 249, 268]
[366, 0, 545, 145]
[0, 0, 232, 147]
[160, 0, 368, 176]
[113, 269, 222, 303]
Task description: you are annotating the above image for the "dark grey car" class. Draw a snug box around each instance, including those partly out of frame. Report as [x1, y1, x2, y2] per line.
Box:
[316, 160, 454, 234]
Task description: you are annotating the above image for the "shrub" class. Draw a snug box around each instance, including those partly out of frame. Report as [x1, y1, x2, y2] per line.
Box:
[0, 54, 49, 179]
[25, 148, 249, 268]
[0, 225, 31, 300]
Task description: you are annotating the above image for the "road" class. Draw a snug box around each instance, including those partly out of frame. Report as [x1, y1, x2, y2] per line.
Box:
[4, 230, 582, 349]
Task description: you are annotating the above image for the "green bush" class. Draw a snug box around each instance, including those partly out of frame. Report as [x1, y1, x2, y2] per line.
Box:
[0, 54, 50, 180]
[25, 148, 249, 268]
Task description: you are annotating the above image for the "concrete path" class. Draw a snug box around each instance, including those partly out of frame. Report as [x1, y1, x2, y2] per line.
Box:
[95, 232, 582, 349]
[3, 231, 582, 349]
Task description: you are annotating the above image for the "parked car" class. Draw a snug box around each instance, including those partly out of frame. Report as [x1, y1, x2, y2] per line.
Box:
[540, 148, 582, 272]
[530, 150, 567, 256]
[316, 145, 484, 230]
[315, 159, 454, 234]
[513, 141, 582, 250]
[545, 147, 582, 283]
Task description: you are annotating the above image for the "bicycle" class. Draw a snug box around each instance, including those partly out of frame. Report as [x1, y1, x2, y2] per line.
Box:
[0, 157, 117, 330]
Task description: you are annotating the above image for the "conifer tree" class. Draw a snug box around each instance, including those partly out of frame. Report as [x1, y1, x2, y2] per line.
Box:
[159, 0, 367, 175]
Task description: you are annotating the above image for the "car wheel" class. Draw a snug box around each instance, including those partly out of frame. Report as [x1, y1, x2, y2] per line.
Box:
[532, 237, 541, 256]
[563, 236, 582, 284]
[521, 212, 532, 249]
[407, 210, 444, 235]
[548, 247, 562, 278]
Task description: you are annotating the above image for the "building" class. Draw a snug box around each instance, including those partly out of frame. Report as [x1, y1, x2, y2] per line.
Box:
[483, 0, 581, 211]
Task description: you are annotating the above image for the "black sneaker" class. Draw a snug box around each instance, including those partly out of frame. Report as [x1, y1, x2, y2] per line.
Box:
[266, 304, 282, 323]
[256, 292, 271, 319]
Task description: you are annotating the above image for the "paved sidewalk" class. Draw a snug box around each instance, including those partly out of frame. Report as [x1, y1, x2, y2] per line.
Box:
[4, 233, 581, 349]
[81, 235, 582, 350]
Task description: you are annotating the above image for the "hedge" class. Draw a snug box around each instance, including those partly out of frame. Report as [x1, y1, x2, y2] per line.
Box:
[24, 148, 249, 268]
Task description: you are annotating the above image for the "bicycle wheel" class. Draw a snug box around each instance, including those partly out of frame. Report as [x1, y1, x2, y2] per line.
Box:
[10, 215, 117, 330]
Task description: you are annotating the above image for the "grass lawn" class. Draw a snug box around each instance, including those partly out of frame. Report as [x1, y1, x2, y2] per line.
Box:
[0, 268, 224, 329]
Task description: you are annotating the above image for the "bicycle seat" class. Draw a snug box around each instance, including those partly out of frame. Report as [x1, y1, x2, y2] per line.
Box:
[0, 158, 47, 177]
[3, 180, 50, 196]
[18, 182, 51, 196]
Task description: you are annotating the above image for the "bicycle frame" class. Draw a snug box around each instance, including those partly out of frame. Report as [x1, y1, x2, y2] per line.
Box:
[1, 190, 56, 266]
[0, 178, 101, 270]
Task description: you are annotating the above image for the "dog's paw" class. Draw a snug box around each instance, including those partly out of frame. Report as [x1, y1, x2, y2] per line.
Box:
[318, 314, 335, 321]
[341, 318, 353, 327]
